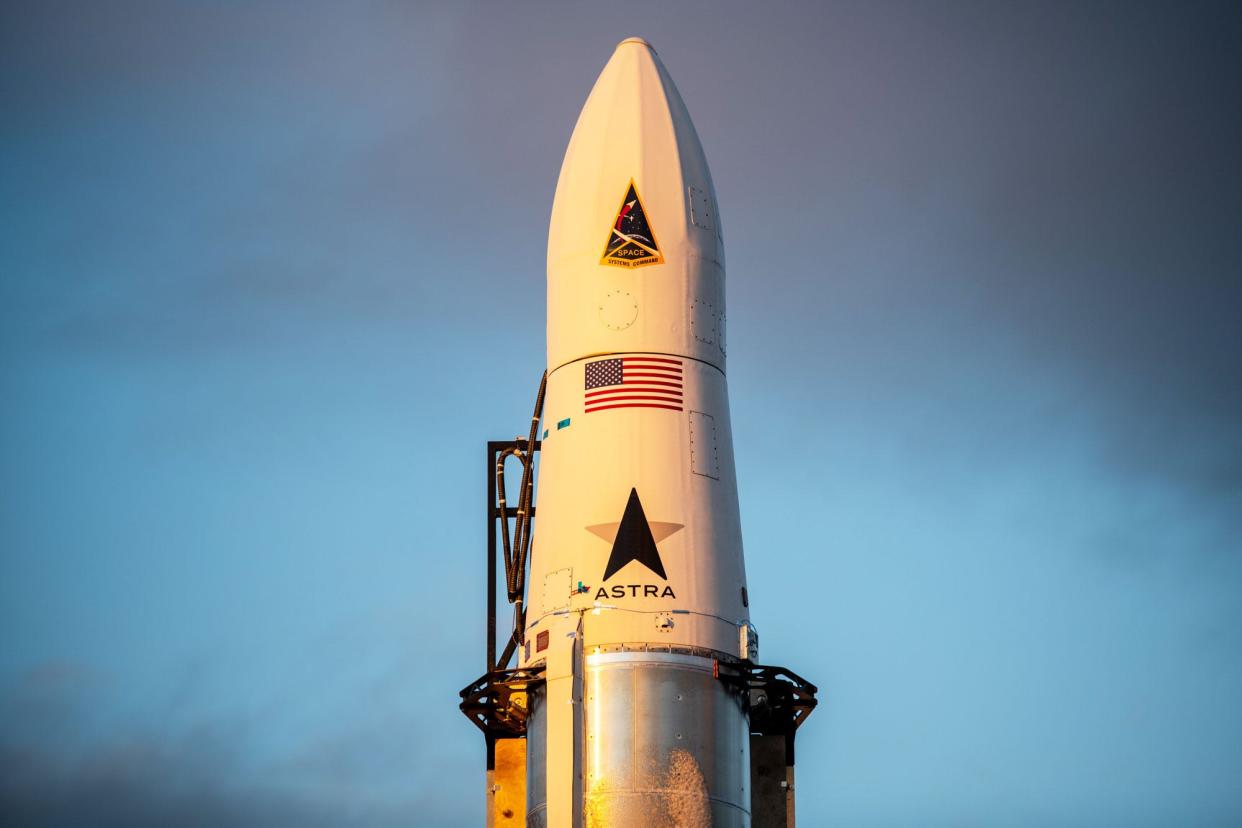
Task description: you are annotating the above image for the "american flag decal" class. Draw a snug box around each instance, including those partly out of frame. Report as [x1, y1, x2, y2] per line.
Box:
[584, 357, 684, 413]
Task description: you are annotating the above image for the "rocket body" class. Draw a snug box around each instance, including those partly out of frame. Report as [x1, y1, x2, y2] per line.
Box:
[522, 38, 753, 827]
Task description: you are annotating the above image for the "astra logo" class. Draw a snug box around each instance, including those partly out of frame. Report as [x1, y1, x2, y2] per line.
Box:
[586, 489, 683, 580]
[595, 584, 677, 600]
[585, 489, 684, 602]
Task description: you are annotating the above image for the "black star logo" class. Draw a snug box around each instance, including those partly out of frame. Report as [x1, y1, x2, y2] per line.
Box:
[586, 488, 683, 581]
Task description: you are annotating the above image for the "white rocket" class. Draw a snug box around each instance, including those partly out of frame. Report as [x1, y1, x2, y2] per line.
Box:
[462, 37, 817, 828]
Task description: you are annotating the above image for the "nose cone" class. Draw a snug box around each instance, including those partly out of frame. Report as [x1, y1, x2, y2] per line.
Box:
[547, 38, 726, 374]
[616, 35, 654, 50]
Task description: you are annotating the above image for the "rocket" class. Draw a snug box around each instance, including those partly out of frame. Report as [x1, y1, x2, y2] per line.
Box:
[461, 37, 817, 828]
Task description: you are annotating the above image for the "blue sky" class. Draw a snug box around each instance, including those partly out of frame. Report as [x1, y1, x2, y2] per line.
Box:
[2, 2, 1241, 825]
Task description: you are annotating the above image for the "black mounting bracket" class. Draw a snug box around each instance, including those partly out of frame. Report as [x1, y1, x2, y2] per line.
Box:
[459, 666, 546, 739]
[718, 661, 819, 764]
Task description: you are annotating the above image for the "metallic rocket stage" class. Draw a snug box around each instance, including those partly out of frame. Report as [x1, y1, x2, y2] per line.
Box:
[461, 38, 818, 827]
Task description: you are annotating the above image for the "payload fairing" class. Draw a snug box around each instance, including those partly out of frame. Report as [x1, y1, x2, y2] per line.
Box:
[461, 38, 817, 828]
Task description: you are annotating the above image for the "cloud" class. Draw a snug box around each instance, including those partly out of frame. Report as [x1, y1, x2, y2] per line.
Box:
[0, 660, 477, 827]
[2, 740, 339, 828]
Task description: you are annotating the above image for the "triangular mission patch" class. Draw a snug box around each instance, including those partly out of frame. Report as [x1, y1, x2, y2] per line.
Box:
[601, 181, 663, 268]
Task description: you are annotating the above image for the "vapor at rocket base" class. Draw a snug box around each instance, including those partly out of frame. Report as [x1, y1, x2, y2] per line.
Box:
[461, 37, 817, 828]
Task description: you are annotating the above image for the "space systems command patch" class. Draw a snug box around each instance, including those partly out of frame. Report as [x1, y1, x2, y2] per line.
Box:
[601, 180, 663, 268]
